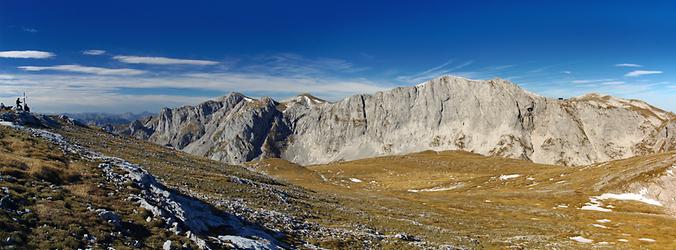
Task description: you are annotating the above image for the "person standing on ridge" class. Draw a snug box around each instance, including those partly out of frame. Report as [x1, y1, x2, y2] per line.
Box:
[15, 97, 22, 111]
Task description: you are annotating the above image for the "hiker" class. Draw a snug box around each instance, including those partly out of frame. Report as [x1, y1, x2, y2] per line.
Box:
[15, 98, 21, 111]
[0, 103, 4, 110]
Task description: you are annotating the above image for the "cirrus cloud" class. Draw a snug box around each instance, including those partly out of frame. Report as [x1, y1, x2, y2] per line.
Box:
[625, 70, 662, 77]
[0, 50, 54, 59]
[83, 50, 106, 55]
[615, 63, 642, 67]
[601, 81, 625, 85]
[113, 55, 219, 65]
[571, 79, 614, 84]
[18, 64, 146, 76]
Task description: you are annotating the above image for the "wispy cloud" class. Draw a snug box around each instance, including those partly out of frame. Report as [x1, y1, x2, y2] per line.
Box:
[83, 50, 106, 55]
[615, 63, 642, 67]
[18, 65, 146, 75]
[0, 71, 387, 113]
[601, 81, 625, 85]
[625, 70, 662, 77]
[494, 65, 514, 70]
[571, 79, 615, 84]
[241, 53, 367, 76]
[0, 50, 54, 59]
[395, 60, 476, 83]
[1, 53, 389, 113]
[22, 27, 38, 33]
[113, 55, 219, 65]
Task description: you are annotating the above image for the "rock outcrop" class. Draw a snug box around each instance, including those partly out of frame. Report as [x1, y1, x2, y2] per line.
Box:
[120, 76, 676, 166]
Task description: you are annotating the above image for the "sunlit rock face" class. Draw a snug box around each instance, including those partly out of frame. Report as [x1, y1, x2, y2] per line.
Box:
[121, 75, 675, 166]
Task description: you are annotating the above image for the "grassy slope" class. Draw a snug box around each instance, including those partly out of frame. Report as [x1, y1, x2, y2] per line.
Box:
[0, 126, 197, 249]
[253, 150, 676, 249]
[35, 120, 676, 249]
[53, 122, 419, 249]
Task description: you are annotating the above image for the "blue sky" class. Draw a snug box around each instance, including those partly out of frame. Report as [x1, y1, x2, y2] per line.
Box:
[1, 0, 675, 113]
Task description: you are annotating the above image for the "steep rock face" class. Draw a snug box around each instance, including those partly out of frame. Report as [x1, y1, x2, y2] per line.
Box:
[123, 92, 290, 164]
[123, 76, 675, 166]
[283, 77, 540, 164]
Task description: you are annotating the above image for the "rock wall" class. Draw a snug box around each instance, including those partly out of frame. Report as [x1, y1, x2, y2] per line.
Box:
[121, 76, 676, 166]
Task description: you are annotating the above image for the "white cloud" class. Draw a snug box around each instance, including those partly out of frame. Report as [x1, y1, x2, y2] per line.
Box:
[561, 71, 572, 74]
[0, 74, 15, 80]
[0, 68, 389, 113]
[113, 55, 219, 65]
[625, 70, 662, 77]
[83, 50, 106, 55]
[615, 63, 642, 67]
[571, 79, 614, 84]
[0, 50, 54, 59]
[601, 81, 625, 85]
[18, 65, 146, 75]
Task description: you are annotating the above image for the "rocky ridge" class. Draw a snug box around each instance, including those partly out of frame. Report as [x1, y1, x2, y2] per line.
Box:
[0, 119, 287, 249]
[120, 76, 676, 166]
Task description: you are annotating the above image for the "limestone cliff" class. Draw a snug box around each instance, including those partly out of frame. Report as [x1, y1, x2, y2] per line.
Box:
[120, 76, 676, 166]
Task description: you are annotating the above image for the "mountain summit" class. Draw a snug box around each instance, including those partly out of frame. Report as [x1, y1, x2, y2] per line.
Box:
[119, 76, 676, 166]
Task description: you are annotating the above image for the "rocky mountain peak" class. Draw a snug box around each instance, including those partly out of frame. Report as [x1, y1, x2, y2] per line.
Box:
[281, 93, 328, 110]
[120, 75, 675, 166]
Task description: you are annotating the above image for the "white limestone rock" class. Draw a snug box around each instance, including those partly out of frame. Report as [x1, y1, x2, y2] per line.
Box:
[124, 75, 675, 166]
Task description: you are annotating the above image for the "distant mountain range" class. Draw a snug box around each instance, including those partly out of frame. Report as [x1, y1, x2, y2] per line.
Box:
[115, 75, 676, 166]
[61, 111, 154, 127]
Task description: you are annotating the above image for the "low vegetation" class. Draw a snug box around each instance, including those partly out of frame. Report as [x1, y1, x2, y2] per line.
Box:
[4, 117, 676, 249]
[252, 150, 676, 249]
[0, 125, 196, 249]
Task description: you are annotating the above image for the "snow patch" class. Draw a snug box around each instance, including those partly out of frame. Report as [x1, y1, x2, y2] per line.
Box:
[596, 219, 611, 223]
[580, 205, 611, 212]
[596, 191, 662, 206]
[580, 197, 612, 212]
[408, 183, 464, 193]
[580, 189, 662, 212]
[349, 178, 363, 183]
[570, 236, 593, 243]
[499, 174, 521, 181]
[639, 238, 656, 243]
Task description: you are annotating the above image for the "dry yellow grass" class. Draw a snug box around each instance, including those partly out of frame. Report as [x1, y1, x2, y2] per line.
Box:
[44, 120, 676, 249]
[254, 150, 676, 249]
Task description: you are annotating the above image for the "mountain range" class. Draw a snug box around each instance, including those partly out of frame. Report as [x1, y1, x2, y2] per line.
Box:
[60, 112, 154, 127]
[117, 76, 676, 167]
[2, 76, 676, 248]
